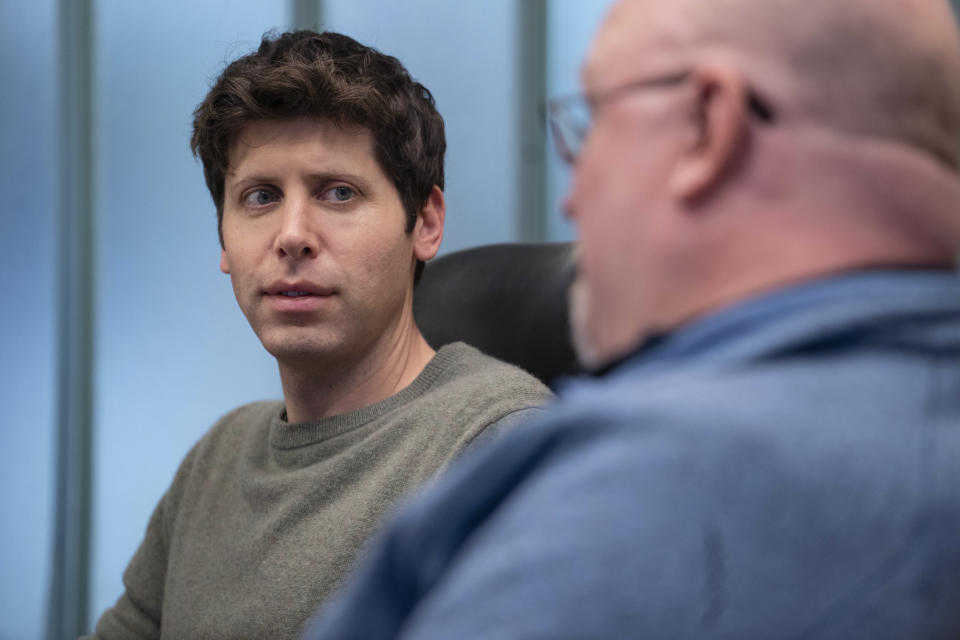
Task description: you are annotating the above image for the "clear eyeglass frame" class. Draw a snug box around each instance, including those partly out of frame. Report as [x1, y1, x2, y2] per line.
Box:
[545, 70, 775, 164]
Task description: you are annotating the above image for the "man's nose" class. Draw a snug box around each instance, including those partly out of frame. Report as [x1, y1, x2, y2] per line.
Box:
[275, 197, 319, 259]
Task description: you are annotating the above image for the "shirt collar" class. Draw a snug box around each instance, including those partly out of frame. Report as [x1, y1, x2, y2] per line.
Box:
[577, 268, 960, 384]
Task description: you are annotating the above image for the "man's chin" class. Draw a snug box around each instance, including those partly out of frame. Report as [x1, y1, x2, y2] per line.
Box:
[259, 335, 347, 368]
[569, 278, 646, 372]
[569, 279, 605, 371]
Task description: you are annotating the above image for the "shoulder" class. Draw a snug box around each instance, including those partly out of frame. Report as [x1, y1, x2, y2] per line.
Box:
[428, 342, 554, 434]
[458, 359, 960, 583]
[430, 342, 554, 407]
[194, 400, 283, 451]
[170, 400, 283, 484]
[383, 343, 552, 456]
[156, 400, 282, 526]
[558, 347, 943, 456]
[446, 355, 952, 541]
[382, 365, 960, 638]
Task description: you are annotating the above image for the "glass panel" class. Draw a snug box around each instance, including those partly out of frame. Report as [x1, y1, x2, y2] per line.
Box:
[546, 0, 615, 242]
[324, 0, 518, 253]
[0, 0, 59, 637]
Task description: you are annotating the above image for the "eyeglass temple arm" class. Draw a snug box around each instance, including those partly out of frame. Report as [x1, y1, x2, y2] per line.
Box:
[747, 90, 775, 123]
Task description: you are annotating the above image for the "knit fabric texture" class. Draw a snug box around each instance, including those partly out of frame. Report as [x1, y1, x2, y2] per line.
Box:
[86, 342, 552, 639]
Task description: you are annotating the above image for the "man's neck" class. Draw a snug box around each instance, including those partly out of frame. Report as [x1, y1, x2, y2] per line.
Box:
[636, 126, 960, 350]
[277, 324, 437, 424]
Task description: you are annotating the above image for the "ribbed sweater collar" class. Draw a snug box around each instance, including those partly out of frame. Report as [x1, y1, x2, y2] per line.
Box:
[269, 343, 465, 450]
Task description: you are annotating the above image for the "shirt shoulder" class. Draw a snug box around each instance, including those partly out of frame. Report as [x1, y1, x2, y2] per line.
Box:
[190, 400, 282, 456]
[431, 342, 554, 407]
[163, 400, 283, 499]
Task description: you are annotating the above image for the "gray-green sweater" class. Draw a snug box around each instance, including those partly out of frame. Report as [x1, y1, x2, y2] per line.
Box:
[87, 343, 552, 639]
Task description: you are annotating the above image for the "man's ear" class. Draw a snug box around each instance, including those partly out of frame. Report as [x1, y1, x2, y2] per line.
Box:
[668, 67, 748, 202]
[220, 247, 231, 274]
[413, 185, 445, 261]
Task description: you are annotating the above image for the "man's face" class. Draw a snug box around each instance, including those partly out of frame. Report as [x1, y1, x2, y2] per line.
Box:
[220, 118, 422, 368]
[565, 0, 685, 369]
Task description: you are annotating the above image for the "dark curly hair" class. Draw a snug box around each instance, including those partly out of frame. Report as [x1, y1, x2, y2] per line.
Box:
[191, 30, 446, 247]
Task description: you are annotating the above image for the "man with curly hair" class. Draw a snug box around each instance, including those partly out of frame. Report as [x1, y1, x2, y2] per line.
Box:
[85, 30, 551, 640]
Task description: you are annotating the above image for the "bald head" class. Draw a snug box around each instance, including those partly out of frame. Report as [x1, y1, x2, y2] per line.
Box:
[597, 0, 960, 168]
[566, 0, 960, 367]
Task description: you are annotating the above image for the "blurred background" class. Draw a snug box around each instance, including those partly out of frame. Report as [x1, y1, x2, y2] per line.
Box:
[4, 0, 959, 637]
[0, 0, 614, 637]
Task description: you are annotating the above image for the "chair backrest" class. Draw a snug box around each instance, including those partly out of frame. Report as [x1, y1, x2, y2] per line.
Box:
[413, 242, 578, 385]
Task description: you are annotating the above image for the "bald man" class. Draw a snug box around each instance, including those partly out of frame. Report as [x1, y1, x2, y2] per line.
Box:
[304, 1, 960, 637]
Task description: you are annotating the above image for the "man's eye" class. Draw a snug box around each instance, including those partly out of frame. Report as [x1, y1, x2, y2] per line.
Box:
[243, 189, 279, 207]
[322, 185, 356, 202]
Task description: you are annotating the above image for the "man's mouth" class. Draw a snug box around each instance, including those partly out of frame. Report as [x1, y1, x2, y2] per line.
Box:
[264, 285, 337, 312]
[263, 282, 338, 311]
[265, 281, 337, 297]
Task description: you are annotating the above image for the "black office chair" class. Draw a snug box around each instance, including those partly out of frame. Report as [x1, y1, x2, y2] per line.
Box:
[413, 242, 579, 385]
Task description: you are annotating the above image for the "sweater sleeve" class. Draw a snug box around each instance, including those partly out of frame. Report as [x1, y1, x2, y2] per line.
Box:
[81, 493, 168, 639]
[461, 406, 547, 454]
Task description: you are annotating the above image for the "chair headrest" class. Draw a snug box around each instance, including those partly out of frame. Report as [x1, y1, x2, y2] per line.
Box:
[413, 242, 579, 385]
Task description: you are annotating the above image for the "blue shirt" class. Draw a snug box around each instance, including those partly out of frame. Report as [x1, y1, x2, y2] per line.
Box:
[305, 270, 960, 639]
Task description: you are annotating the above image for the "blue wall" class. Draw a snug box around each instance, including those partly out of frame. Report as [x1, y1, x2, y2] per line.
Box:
[0, 0, 59, 637]
[323, 0, 520, 252]
[546, 0, 614, 241]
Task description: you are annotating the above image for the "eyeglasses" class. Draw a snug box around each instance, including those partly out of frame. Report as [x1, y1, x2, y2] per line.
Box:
[546, 70, 775, 164]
